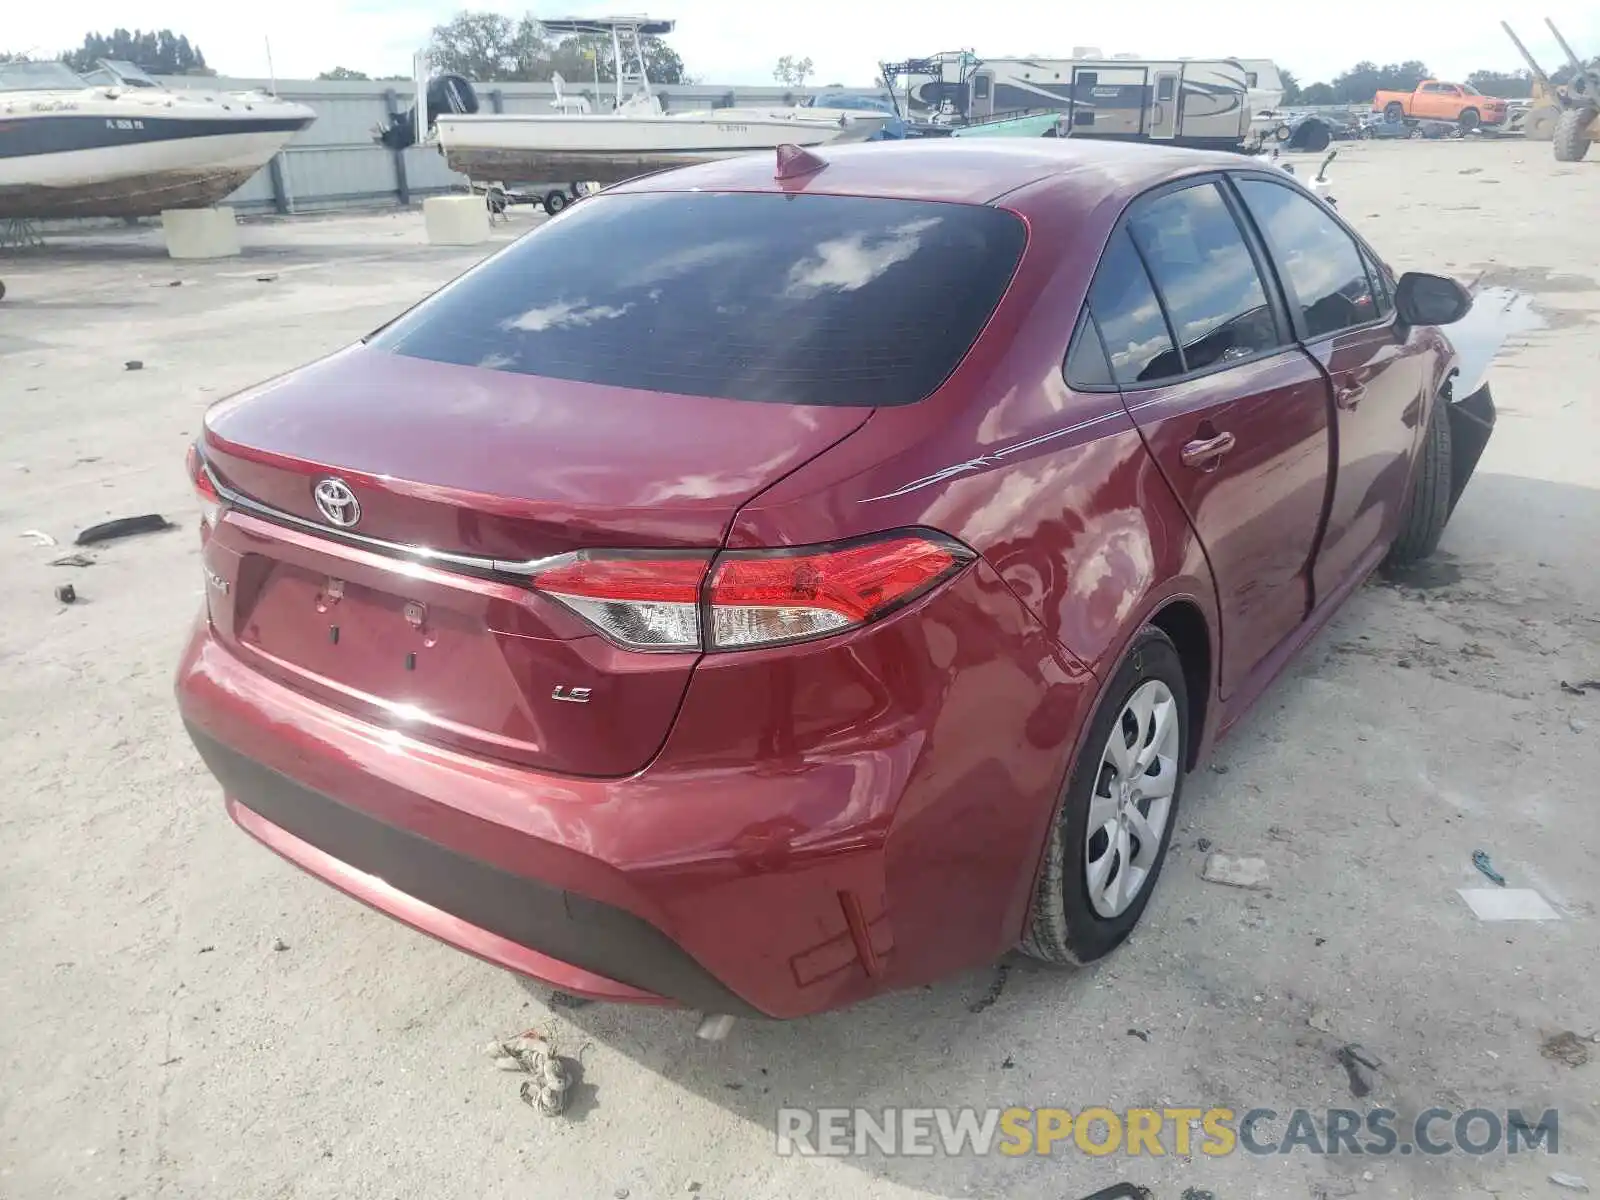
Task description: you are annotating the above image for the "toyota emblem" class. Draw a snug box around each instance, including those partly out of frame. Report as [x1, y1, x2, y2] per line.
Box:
[312, 477, 361, 528]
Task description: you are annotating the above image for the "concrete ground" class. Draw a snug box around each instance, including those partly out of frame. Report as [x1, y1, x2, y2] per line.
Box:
[1, 138, 1596, 1200]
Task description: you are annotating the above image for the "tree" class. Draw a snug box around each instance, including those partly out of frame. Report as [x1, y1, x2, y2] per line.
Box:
[318, 66, 370, 81]
[1465, 69, 1534, 97]
[1277, 68, 1300, 105]
[62, 29, 208, 75]
[427, 12, 544, 80]
[546, 32, 686, 85]
[1327, 60, 1431, 105]
[426, 13, 686, 84]
[1299, 81, 1338, 105]
[773, 54, 814, 89]
[1, 51, 32, 63]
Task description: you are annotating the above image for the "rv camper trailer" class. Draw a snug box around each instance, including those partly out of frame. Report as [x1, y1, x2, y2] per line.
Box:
[886, 53, 1253, 150]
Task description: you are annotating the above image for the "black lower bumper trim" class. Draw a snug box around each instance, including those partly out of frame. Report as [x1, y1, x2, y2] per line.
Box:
[185, 723, 760, 1017]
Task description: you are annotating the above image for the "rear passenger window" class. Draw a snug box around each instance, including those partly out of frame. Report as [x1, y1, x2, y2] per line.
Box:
[1065, 312, 1113, 388]
[1126, 182, 1281, 372]
[1087, 228, 1181, 386]
[1236, 178, 1379, 338]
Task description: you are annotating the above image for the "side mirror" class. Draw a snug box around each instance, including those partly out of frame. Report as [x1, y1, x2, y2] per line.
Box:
[1394, 271, 1472, 326]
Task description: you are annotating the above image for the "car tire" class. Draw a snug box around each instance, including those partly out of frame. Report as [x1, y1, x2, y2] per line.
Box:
[1458, 108, 1480, 133]
[1384, 101, 1405, 120]
[1385, 391, 1454, 567]
[1022, 626, 1189, 966]
[1553, 107, 1595, 163]
[1297, 121, 1332, 152]
[544, 190, 569, 215]
[1522, 106, 1559, 141]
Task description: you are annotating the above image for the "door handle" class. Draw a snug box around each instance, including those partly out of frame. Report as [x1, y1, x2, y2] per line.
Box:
[1180, 431, 1236, 470]
[1336, 384, 1366, 411]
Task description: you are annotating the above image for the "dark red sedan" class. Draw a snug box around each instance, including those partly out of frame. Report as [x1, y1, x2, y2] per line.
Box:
[176, 140, 1492, 1021]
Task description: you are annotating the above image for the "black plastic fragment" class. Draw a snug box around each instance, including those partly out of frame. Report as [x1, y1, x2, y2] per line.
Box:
[76, 514, 173, 546]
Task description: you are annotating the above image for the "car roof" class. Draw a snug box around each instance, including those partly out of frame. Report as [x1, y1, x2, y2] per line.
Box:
[605, 138, 1253, 207]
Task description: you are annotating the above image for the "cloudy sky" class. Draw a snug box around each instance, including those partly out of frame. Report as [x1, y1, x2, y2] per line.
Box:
[8, 0, 1600, 87]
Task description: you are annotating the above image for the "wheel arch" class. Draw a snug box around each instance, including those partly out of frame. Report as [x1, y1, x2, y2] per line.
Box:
[1145, 598, 1213, 771]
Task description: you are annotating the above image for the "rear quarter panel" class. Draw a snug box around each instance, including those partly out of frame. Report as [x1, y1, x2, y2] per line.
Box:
[724, 175, 1224, 956]
[730, 174, 1221, 690]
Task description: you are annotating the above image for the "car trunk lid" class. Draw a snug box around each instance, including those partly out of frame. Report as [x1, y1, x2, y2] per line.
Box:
[199, 346, 870, 777]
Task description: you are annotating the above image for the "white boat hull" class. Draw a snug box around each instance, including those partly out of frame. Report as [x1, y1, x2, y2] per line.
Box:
[0, 87, 314, 219]
[435, 111, 875, 184]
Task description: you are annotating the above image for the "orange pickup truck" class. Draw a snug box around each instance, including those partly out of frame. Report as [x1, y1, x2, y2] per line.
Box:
[1373, 81, 1509, 130]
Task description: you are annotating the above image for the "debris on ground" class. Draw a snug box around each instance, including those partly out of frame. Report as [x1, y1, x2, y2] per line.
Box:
[272, 938, 289, 952]
[1126, 1028, 1150, 1042]
[1472, 850, 1507, 887]
[198, 945, 215, 954]
[1558, 679, 1600, 696]
[1201, 854, 1269, 889]
[484, 1033, 578, 1117]
[256, 274, 280, 283]
[1539, 1030, 1592, 1068]
[1001, 1053, 1015, 1068]
[1458, 888, 1561, 921]
[1550, 1172, 1591, 1193]
[548, 989, 595, 1009]
[124, 360, 143, 371]
[1196, 837, 1213, 852]
[20, 530, 57, 546]
[54, 584, 77, 604]
[49, 552, 94, 568]
[1573, 717, 1590, 734]
[1309, 1007, 1335, 1033]
[75, 514, 173, 546]
[1180, 1188, 1218, 1200]
[968, 961, 1010, 1014]
[1334, 1044, 1381, 1098]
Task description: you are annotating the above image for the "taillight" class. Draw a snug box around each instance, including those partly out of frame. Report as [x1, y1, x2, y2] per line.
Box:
[706, 534, 970, 649]
[533, 555, 709, 650]
[530, 532, 972, 653]
[187, 443, 223, 536]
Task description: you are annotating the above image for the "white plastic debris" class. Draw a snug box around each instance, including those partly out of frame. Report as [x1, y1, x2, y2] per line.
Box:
[1549, 1172, 1590, 1193]
[1202, 854, 1270, 889]
[1457, 888, 1561, 921]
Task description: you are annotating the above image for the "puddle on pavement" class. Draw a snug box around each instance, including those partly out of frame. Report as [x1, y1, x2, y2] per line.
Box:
[1449, 286, 1550, 389]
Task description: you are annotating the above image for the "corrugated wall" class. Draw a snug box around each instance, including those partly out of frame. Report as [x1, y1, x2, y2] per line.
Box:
[157, 76, 895, 214]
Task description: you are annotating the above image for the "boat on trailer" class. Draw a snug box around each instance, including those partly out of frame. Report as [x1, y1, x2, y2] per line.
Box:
[431, 16, 886, 186]
[0, 59, 314, 220]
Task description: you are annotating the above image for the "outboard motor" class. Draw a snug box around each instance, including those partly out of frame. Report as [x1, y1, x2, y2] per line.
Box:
[376, 74, 479, 150]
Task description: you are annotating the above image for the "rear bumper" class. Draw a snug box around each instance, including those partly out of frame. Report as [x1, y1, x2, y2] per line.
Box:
[175, 559, 1095, 1018]
[189, 724, 745, 1012]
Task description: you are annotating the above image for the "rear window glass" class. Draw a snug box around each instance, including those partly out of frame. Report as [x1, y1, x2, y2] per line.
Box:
[371, 191, 1027, 407]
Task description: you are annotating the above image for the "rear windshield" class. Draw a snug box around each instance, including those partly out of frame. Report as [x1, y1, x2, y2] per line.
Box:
[371, 191, 1027, 407]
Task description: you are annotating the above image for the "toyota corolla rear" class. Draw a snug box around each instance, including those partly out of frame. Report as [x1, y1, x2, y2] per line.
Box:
[175, 181, 1096, 1018]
